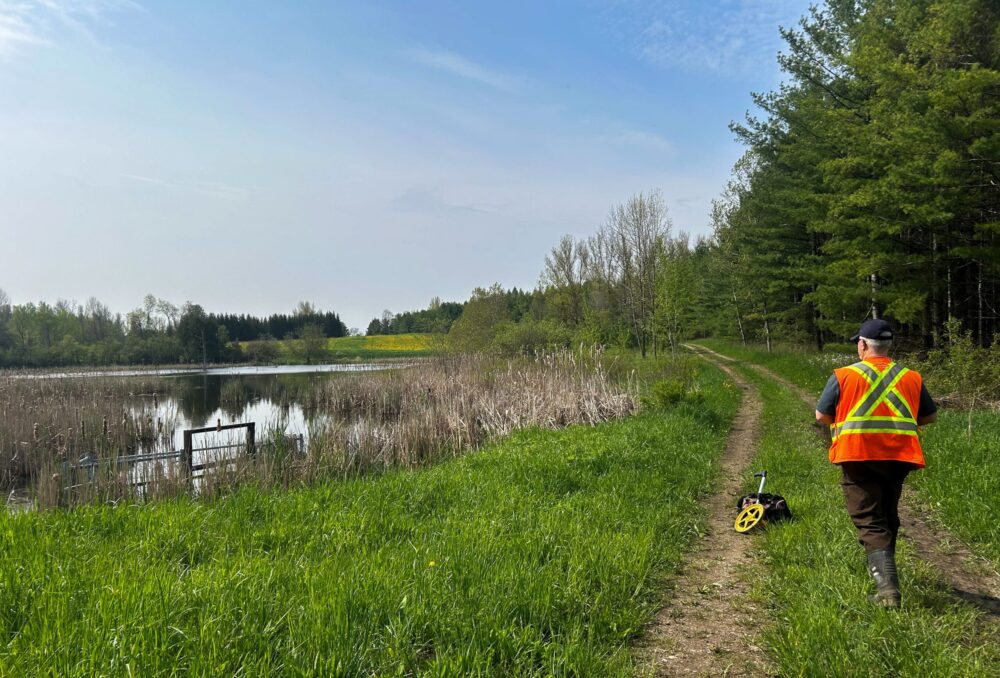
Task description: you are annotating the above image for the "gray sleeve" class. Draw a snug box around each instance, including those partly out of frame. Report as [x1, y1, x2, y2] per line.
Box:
[816, 374, 840, 415]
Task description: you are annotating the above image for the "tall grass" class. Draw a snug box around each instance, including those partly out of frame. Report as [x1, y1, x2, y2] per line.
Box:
[0, 364, 739, 675]
[733, 367, 999, 675]
[913, 412, 1000, 563]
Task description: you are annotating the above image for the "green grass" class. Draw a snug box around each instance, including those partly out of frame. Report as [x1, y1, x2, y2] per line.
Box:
[699, 340, 1000, 568]
[729, 365, 999, 676]
[695, 338, 851, 393]
[914, 414, 1000, 563]
[0, 365, 738, 676]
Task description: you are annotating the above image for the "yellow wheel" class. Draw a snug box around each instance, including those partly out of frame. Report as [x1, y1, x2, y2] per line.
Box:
[735, 504, 764, 533]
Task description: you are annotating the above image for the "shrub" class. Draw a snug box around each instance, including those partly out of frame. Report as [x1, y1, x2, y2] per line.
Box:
[641, 377, 703, 411]
[916, 319, 1000, 409]
[491, 319, 572, 356]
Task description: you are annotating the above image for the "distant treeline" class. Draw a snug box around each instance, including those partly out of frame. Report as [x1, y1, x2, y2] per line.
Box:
[211, 310, 346, 342]
[366, 298, 464, 335]
[0, 293, 347, 368]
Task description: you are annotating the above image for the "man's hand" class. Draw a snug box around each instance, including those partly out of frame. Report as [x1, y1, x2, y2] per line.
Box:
[917, 413, 938, 425]
[815, 410, 834, 425]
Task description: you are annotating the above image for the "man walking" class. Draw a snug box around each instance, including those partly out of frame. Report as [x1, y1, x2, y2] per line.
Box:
[815, 319, 938, 608]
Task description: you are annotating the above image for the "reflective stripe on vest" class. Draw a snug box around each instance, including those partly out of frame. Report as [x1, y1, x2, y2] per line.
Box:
[831, 361, 918, 441]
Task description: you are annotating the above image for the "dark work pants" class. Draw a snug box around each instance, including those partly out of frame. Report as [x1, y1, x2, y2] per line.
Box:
[839, 461, 914, 553]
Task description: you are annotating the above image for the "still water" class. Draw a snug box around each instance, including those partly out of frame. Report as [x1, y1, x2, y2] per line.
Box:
[8, 365, 409, 508]
[16, 362, 398, 380]
[138, 364, 403, 452]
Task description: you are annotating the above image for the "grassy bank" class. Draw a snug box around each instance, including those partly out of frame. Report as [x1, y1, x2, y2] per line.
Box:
[0, 364, 738, 675]
[729, 364, 999, 675]
[698, 341, 1000, 566]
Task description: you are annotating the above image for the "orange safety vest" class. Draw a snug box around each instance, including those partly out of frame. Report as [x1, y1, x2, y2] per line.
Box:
[828, 356, 926, 468]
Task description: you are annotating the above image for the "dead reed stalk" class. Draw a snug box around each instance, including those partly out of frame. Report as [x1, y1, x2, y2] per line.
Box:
[4, 349, 637, 508]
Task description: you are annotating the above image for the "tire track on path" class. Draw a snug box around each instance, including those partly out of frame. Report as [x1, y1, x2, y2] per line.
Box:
[690, 344, 1000, 618]
[636, 350, 769, 677]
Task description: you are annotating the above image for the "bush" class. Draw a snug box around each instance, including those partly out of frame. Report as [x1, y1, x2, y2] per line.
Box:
[916, 319, 1000, 408]
[491, 319, 572, 356]
[641, 377, 704, 411]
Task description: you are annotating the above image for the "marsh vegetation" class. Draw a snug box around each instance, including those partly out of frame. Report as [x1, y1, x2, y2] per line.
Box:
[2, 350, 637, 509]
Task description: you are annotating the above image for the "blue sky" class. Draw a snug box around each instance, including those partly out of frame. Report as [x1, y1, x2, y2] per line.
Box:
[0, 0, 811, 330]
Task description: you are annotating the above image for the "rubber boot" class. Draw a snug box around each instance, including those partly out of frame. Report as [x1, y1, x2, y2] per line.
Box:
[867, 548, 901, 609]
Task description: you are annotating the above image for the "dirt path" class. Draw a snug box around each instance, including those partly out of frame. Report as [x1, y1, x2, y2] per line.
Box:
[636, 351, 770, 677]
[690, 344, 1000, 617]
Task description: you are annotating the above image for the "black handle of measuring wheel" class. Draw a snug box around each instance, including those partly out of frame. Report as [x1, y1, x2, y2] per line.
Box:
[754, 470, 767, 478]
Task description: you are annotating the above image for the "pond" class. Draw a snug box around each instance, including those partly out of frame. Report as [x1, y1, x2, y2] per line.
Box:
[3, 363, 413, 508]
[9, 362, 409, 448]
[12, 362, 402, 380]
[8, 364, 409, 440]
[149, 370, 346, 450]
[134, 364, 411, 450]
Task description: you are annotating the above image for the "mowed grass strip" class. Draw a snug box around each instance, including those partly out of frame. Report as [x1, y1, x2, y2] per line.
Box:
[730, 365, 1000, 676]
[700, 340, 1000, 568]
[0, 366, 738, 676]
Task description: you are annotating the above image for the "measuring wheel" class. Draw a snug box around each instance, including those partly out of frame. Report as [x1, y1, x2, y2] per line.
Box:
[734, 503, 764, 533]
[734, 469, 769, 534]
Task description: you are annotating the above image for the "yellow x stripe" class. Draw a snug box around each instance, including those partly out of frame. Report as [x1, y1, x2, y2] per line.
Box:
[832, 361, 917, 441]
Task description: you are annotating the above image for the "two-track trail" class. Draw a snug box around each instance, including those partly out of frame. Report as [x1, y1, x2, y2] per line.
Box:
[692, 344, 1000, 618]
[636, 350, 770, 677]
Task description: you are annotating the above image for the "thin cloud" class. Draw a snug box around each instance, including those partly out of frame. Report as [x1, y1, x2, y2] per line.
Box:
[392, 186, 499, 216]
[0, 5, 48, 56]
[606, 128, 674, 153]
[407, 46, 521, 92]
[601, 0, 809, 77]
[0, 0, 137, 57]
[122, 173, 252, 199]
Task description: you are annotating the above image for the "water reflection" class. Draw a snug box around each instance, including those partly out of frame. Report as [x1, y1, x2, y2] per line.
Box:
[12, 362, 407, 380]
[148, 371, 338, 451]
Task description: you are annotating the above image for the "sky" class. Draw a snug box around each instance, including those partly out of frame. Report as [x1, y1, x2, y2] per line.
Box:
[0, 0, 811, 331]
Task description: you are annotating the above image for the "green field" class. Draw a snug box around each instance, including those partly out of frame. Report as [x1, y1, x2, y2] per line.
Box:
[0, 363, 738, 676]
[325, 333, 437, 358]
[244, 333, 438, 363]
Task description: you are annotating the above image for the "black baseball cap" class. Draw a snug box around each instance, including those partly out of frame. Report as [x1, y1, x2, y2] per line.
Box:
[850, 318, 893, 343]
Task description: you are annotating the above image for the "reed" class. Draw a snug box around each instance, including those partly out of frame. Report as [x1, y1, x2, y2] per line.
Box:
[2, 349, 639, 508]
[295, 349, 637, 480]
[0, 375, 179, 490]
